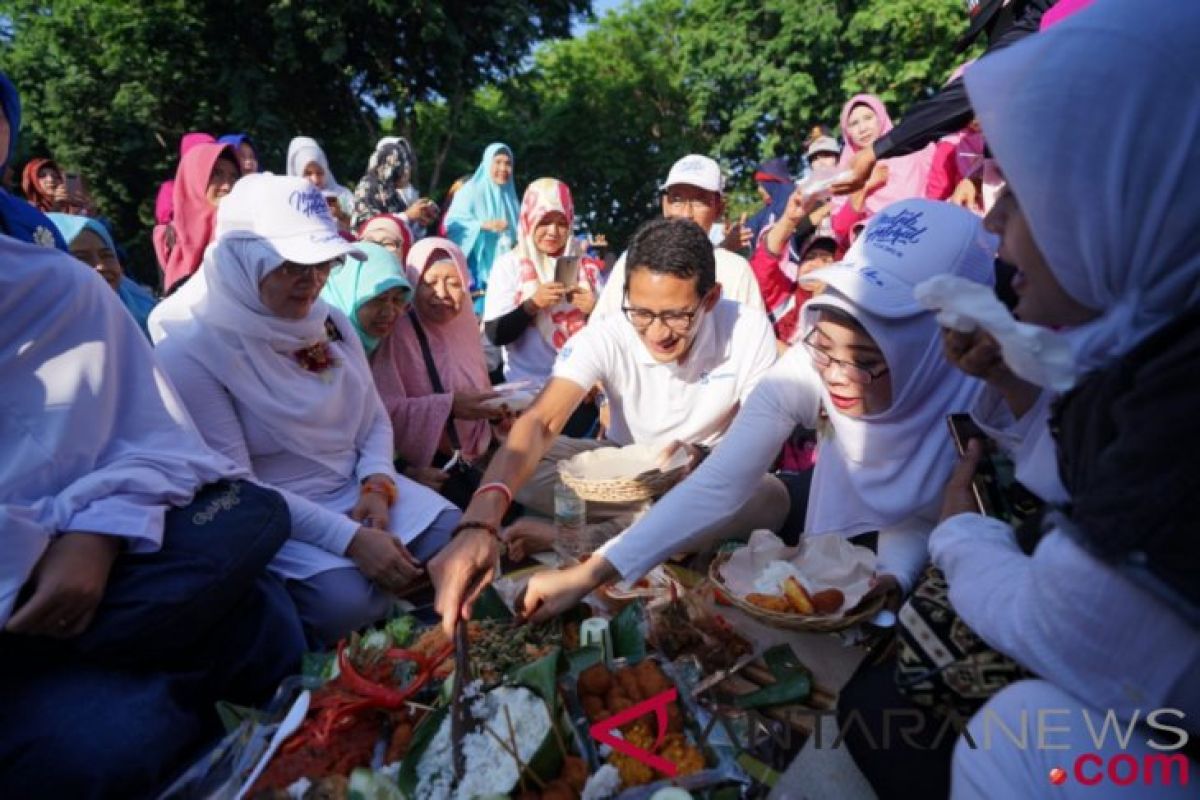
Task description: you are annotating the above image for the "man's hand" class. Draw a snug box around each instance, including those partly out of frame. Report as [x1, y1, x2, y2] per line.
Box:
[721, 213, 753, 252]
[784, 189, 824, 225]
[658, 440, 706, 475]
[940, 438, 984, 521]
[519, 556, 616, 624]
[347, 526, 423, 594]
[864, 164, 890, 194]
[431, 528, 500, 635]
[5, 532, 121, 638]
[831, 146, 877, 195]
[503, 518, 558, 563]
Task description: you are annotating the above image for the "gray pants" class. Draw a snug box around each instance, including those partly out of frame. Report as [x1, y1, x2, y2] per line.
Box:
[287, 507, 460, 648]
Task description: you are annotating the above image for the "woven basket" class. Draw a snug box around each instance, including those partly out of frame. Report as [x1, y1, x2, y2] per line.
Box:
[559, 464, 686, 503]
[709, 551, 885, 633]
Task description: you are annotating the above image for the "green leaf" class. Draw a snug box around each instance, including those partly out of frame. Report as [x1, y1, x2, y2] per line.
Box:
[300, 651, 336, 682]
[610, 600, 648, 663]
[470, 584, 514, 622]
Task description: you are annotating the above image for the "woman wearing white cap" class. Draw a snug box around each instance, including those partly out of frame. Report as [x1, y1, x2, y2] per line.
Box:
[154, 175, 461, 646]
[519, 198, 997, 620]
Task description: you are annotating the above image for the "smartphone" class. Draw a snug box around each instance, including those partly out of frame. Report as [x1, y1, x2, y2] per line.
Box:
[554, 255, 581, 286]
[946, 413, 1009, 519]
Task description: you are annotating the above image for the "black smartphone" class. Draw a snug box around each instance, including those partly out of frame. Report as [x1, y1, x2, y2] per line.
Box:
[946, 413, 1010, 519]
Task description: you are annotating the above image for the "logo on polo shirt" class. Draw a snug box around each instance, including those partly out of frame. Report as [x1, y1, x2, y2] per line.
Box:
[558, 345, 574, 362]
[865, 209, 927, 251]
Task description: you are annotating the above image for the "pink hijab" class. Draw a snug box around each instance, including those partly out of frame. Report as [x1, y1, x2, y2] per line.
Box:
[372, 237, 493, 465]
[162, 142, 237, 292]
[834, 93, 935, 216]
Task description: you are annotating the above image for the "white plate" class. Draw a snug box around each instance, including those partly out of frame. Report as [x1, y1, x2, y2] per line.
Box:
[481, 389, 536, 412]
[559, 442, 689, 481]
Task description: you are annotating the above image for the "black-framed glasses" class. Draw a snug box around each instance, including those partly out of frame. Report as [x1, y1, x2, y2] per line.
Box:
[802, 329, 889, 385]
[622, 300, 705, 333]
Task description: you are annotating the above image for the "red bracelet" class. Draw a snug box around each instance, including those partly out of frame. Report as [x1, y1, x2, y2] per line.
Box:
[473, 482, 513, 508]
[361, 478, 398, 506]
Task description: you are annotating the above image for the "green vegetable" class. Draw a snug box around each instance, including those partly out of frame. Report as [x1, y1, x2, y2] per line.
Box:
[384, 615, 417, 647]
[733, 645, 812, 710]
[348, 768, 405, 800]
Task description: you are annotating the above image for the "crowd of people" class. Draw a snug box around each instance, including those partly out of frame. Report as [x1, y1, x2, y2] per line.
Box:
[1, 0, 1196, 797]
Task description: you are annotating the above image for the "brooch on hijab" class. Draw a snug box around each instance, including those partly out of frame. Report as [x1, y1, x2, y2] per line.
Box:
[294, 340, 339, 376]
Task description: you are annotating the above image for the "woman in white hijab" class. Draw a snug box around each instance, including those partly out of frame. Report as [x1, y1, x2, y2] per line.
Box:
[154, 174, 461, 646]
[519, 198, 996, 621]
[0, 234, 305, 796]
[287, 135, 353, 227]
[928, 2, 1200, 796]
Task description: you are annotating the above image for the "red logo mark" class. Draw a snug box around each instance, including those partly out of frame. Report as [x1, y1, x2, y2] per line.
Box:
[588, 688, 679, 778]
[1049, 767, 1067, 786]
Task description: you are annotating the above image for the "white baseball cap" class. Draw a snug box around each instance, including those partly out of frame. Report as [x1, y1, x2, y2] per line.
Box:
[800, 199, 997, 318]
[215, 173, 364, 264]
[805, 136, 841, 159]
[664, 154, 724, 194]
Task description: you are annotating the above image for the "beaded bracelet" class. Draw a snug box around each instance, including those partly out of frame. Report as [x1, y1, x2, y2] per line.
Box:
[450, 521, 502, 544]
[361, 477, 398, 506]
[473, 481, 514, 508]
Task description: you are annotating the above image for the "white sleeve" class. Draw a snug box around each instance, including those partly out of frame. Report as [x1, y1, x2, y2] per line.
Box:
[718, 250, 766, 312]
[929, 515, 1200, 713]
[482, 252, 522, 321]
[158, 343, 360, 556]
[551, 323, 609, 392]
[598, 346, 822, 581]
[876, 511, 936, 594]
[592, 252, 627, 319]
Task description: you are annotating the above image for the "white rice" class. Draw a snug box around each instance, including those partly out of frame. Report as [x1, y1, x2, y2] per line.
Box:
[414, 686, 552, 800]
[752, 560, 806, 594]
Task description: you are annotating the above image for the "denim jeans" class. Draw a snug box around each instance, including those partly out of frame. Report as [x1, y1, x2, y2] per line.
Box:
[0, 480, 307, 799]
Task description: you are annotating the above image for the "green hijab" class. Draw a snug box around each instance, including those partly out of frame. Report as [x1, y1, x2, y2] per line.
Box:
[321, 240, 412, 353]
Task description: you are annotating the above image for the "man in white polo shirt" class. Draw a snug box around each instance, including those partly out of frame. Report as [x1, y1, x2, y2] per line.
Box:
[427, 219, 788, 607]
[594, 155, 765, 318]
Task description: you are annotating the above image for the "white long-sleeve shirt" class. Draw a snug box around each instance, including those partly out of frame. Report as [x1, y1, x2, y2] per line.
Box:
[157, 321, 452, 581]
[598, 344, 932, 590]
[1, 239, 239, 626]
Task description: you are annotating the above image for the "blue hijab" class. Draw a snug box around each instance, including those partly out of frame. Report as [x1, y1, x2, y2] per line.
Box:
[443, 142, 519, 305]
[747, 157, 795, 247]
[0, 72, 67, 250]
[218, 133, 259, 172]
[48, 212, 157, 337]
[320, 241, 412, 354]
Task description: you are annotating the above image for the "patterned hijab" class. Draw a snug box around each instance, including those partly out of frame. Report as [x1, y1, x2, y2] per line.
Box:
[351, 137, 418, 228]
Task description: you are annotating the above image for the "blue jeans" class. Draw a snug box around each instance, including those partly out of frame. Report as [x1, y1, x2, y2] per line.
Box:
[0, 480, 306, 799]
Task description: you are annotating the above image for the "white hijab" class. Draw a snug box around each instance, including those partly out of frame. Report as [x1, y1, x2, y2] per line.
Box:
[0, 236, 239, 625]
[801, 292, 985, 537]
[180, 234, 381, 475]
[966, 0, 1200, 384]
[287, 135, 350, 198]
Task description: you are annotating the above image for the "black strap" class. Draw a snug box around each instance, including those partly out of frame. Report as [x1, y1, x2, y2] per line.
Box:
[409, 310, 462, 452]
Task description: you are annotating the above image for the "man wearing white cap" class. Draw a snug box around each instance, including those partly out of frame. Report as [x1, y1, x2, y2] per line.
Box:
[593, 154, 766, 318]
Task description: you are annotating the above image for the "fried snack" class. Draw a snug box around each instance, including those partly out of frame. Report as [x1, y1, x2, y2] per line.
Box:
[610, 721, 657, 787]
[582, 694, 606, 720]
[745, 593, 792, 613]
[782, 577, 815, 615]
[660, 733, 705, 777]
[614, 667, 641, 700]
[811, 588, 846, 615]
[562, 755, 589, 793]
[579, 663, 613, 697]
[633, 659, 671, 699]
[540, 779, 575, 800]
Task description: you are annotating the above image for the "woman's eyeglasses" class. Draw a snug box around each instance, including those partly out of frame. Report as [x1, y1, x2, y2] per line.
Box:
[280, 257, 343, 278]
[802, 330, 889, 385]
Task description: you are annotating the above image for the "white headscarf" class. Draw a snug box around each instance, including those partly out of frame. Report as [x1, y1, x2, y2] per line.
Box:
[966, 0, 1200, 383]
[801, 293, 985, 536]
[1, 236, 240, 626]
[179, 235, 381, 475]
[287, 135, 350, 198]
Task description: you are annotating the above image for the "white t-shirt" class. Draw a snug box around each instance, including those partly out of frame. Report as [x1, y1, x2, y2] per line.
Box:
[593, 247, 765, 319]
[552, 299, 777, 448]
[597, 344, 932, 590]
[482, 250, 560, 385]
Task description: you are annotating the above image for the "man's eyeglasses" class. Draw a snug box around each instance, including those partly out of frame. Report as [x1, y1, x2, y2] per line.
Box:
[802, 329, 889, 385]
[622, 300, 704, 333]
[664, 194, 715, 211]
[280, 257, 343, 278]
